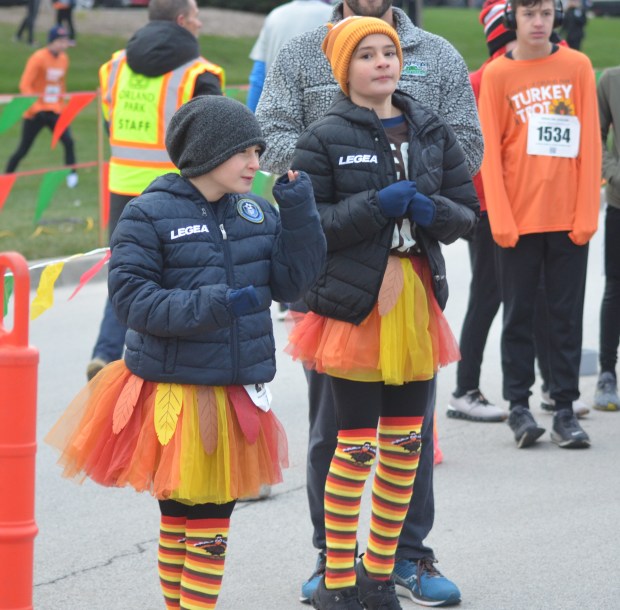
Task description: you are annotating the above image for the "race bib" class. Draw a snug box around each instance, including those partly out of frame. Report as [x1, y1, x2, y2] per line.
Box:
[43, 85, 61, 104]
[243, 383, 272, 412]
[527, 114, 580, 158]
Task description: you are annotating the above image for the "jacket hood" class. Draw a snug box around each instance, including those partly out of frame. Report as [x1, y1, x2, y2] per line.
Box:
[126, 21, 200, 77]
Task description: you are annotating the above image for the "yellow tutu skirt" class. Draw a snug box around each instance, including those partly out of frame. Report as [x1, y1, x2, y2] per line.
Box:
[286, 256, 460, 385]
[45, 361, 288, 505]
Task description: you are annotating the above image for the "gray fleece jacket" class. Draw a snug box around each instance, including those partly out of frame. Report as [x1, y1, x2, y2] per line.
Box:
[255, 3, 483, 176]
[598, 66, 620, 210]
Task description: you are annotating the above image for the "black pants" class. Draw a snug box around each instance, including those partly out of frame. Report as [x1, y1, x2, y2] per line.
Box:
[600, 206, 620, 374]
[16, 0, 40, 44]
[455, 215, 554, 394]
[159, 499, 236, 520]
[329, 376, 431, 429]
[56, 7, 76, 40]
[5, 111, 76, 174]
[497, 232, 588, 408]
[455, 215, 502, 393]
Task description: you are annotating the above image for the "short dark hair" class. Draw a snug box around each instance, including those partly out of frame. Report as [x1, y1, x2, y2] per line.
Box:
[148, 0, 191, 22]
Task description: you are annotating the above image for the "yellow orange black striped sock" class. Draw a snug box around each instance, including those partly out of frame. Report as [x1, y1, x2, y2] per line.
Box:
[158, 515, 186, 609]
[363, 416, 424, 580]
[180, 518, 229, 610]
[325, 428, 377, 589]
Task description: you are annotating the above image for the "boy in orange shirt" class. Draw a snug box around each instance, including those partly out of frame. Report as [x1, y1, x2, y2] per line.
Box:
[478, 0, 601, 449]
[5, 25, 78, 188]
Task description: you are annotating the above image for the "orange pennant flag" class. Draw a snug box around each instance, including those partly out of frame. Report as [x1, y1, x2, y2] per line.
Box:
[0, 174, 17, 211]
[51, 92, 97, 149]
[68, 249, 111, 300]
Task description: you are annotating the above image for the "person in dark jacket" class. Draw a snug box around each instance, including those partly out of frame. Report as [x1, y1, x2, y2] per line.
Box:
[86, 0, 224, 382]
[286, 17, 478, 610]
[46, 96, 326, 610]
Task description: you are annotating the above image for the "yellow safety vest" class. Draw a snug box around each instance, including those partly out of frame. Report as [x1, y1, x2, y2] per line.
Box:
[99, 51, 225, 196]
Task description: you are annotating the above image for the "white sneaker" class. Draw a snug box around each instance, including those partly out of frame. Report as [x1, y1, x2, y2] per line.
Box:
[66, 172, 78, 188]
[447, 389, 508, 422]
[540, 389, 589, 418]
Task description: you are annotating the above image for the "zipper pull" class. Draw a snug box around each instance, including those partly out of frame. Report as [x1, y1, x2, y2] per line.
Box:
[201, 206, 208, 216]
[220, 223, 227, 240]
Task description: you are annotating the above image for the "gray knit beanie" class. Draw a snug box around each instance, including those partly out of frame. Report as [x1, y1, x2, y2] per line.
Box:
[165, 96, 266, 178]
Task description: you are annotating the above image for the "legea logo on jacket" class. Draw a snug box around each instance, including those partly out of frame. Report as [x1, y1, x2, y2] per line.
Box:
[338, 154, 378, 165]
[170, 224, 210, 240]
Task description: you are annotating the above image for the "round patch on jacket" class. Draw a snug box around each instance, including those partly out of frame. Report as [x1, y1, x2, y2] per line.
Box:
[237, 198, 264, 224]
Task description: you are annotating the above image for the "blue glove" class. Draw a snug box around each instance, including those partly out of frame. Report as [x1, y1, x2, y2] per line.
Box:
[408, 192, 436, 227]
[377, 180, 417, 218]
[228, 285, 260, 317]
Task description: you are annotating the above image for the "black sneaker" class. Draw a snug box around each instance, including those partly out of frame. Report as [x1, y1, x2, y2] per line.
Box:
[508, 405, 545, 448]
[355, 560, 402, 610]
[311, 577, 363, 610]
[550, 409, 591, 448]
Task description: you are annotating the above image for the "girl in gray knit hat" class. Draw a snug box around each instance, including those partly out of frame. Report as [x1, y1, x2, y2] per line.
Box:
[46, 95, 326, 609]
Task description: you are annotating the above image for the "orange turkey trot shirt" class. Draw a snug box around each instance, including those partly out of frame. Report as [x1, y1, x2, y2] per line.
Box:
[478, 45, 601, 247]
[19, 48, 69, 119]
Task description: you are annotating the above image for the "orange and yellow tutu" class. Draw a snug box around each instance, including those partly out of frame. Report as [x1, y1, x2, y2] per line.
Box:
[45, 361, 288, 505]
[286, 256, 459, 385]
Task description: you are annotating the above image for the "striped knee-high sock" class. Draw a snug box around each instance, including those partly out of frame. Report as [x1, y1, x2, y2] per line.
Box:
[158, 515, 187, 609]
[180, 518, 230, 609]
[363, 416, 424, 580]
[325, 428, 377, 590]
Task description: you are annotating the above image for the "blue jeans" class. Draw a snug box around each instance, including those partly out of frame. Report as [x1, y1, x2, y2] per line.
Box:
[91, 192, 132, 362]
[91, 297, 126, 362]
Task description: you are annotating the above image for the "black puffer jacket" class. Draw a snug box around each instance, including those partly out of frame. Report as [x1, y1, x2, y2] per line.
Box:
[291, 91, 479, 324]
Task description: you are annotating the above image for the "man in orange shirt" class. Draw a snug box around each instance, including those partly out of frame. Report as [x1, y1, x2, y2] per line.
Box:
[5, 25, 77, 188]
[479, 0, 601, 449]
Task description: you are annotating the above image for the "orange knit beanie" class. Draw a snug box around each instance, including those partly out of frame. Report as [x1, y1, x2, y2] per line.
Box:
[322, 16, 402, 96]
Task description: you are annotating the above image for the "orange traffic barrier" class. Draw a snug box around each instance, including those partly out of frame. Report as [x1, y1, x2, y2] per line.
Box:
[0, 252, 39, 610]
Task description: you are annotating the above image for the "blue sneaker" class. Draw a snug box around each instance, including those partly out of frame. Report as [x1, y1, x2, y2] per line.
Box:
[393, 557, 461, 607]
[300, 550, 327, 604]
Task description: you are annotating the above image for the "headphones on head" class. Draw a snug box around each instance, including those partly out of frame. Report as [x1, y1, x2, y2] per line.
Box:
[503, 0, 564, 30]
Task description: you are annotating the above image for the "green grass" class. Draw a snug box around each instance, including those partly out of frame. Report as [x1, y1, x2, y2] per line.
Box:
[424, 8, 620, 70]
[0, 9, 618, 260]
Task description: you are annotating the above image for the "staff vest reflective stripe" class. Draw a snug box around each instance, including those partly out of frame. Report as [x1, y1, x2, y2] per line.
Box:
[100, 51, 225, 196]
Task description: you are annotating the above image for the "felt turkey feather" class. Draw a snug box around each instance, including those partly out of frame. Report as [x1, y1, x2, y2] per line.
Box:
[227, 385, 260, 444]
[154, 383, 183, 446]
[378, 256, 404, 316]
[197, 387, 219, 455]
[112, 374, 144, 434]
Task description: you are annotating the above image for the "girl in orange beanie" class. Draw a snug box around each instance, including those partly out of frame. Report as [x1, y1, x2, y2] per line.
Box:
[287, 16, 479, 610]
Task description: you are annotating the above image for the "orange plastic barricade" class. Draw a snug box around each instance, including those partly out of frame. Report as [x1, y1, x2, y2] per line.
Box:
[0, 252, 39, 610]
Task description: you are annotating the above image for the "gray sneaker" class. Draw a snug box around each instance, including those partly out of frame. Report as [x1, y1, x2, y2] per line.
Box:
[594, 372, 620, 412]
[540, 389, 590, 418]
[550, 409, 591, 448]
[508, 405, 545, 448]
[447, 389, 508, 422]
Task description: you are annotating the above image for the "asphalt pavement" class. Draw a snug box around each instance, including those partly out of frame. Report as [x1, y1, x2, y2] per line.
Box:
[13, 204, 620, 609]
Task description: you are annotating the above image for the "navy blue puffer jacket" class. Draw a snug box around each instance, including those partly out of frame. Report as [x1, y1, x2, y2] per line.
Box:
[108, 171, 326, 385]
